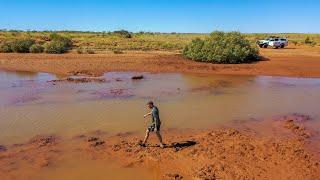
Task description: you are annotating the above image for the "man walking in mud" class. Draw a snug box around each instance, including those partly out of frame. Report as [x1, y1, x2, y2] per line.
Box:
[140, 101, 165, 148]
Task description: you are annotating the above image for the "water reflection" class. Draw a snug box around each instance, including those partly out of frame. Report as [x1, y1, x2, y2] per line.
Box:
[0, 70, 57, 82]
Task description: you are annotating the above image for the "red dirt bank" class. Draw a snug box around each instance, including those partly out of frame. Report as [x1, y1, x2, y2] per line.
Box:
[0, 46, 320, 77]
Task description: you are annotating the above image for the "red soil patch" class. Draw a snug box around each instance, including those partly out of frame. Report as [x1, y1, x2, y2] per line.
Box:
[1, 115, 319, 179]
[0, 46, 320, 77]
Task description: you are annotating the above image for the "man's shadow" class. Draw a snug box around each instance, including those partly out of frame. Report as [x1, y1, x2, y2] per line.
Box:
[149, 140, 197, 151]
[169, 140, 197, 151]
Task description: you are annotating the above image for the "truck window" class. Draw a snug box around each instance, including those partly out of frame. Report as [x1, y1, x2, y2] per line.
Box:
[281, 38, 286, 41]
[275, 38, 279, 41]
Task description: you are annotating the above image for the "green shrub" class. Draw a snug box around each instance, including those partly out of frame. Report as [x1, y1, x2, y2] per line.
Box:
[183, 38, 204, 59]
[304, 36, 312, 44]
[183, 31, 259, 64]
[49, 33, 60, 40]
[44, 41, 68, 54]
[291, 40, 298, 46]
[86, 48, 95, 54]
[113, 30, 132, 38]
[77, 47, 95, 54]
[113, 49, 124, 54]
[76, 47, 83, 54]
[310, 41, 317, 47]
[50, 33, 70, 42]
[0, 41, 13, 53]
[10, 39, 36, 53]
[29, 44, 44, 53]
[304, 36, 317, 46]
[44, 34, 73, 53]
[49, 33, 73, 48]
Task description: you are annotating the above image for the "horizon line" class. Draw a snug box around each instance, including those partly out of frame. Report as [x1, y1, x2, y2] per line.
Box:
[0, 28, 319, 35]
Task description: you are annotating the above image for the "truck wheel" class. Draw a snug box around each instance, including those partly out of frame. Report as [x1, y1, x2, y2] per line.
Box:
[263, 44, 268, 48]
[280, 44, 285, 48]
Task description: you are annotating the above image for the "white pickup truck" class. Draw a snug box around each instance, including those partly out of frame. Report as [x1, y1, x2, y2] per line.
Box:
[257, 37, 288, 49]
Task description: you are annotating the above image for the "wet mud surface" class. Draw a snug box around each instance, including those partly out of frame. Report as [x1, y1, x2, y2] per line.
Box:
[1, 114, 319, 179]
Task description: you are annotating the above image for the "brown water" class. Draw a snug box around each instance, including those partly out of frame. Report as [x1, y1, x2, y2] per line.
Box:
[1, 70, 320, 179]
[1, 71, 320, 144]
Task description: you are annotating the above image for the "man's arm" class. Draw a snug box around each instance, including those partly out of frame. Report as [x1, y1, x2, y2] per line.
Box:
[144, 112, 151, 118]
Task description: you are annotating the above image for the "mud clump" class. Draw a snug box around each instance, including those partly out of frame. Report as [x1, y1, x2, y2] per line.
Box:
[28, 135, 58, 147]
[86, 137, 105, 147]
[278, 113, 312, 122]
[91, 141, 105, 147]
[114, 78, 123, 82]
[69, 70, 98, 77]
[131, 75, 144, 80]
[283, 119, 311, 139]
[112, 144, 122, 151]
[87, 137, 99, 142]
[195, 165, 217, 180]
[48, 76, 106, 83]
[163, 173, 183, 180]
[66, 77, 106, 83]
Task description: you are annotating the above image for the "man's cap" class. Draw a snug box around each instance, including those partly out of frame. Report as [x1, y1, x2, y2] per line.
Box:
[147, 101, 154, 105]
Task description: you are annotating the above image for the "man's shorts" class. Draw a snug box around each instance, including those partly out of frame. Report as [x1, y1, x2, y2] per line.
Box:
[147, 124, 160, 132]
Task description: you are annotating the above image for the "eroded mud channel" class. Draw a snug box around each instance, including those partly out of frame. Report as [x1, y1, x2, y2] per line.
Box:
[0, 70, 320, 179]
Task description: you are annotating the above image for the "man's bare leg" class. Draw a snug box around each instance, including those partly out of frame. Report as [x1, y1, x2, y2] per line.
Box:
[142, 130, 150, 145]
[156, 131, 164, 148]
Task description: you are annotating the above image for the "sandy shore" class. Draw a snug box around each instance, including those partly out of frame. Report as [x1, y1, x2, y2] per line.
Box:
[1, 114, 319, 179]
[0, 46, 320, 77]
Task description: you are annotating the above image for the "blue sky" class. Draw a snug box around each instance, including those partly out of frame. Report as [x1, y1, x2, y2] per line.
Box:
[0, 0, 319, 33]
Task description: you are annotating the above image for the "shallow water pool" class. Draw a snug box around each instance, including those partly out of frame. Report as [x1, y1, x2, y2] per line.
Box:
[0, 70, 320, 144]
